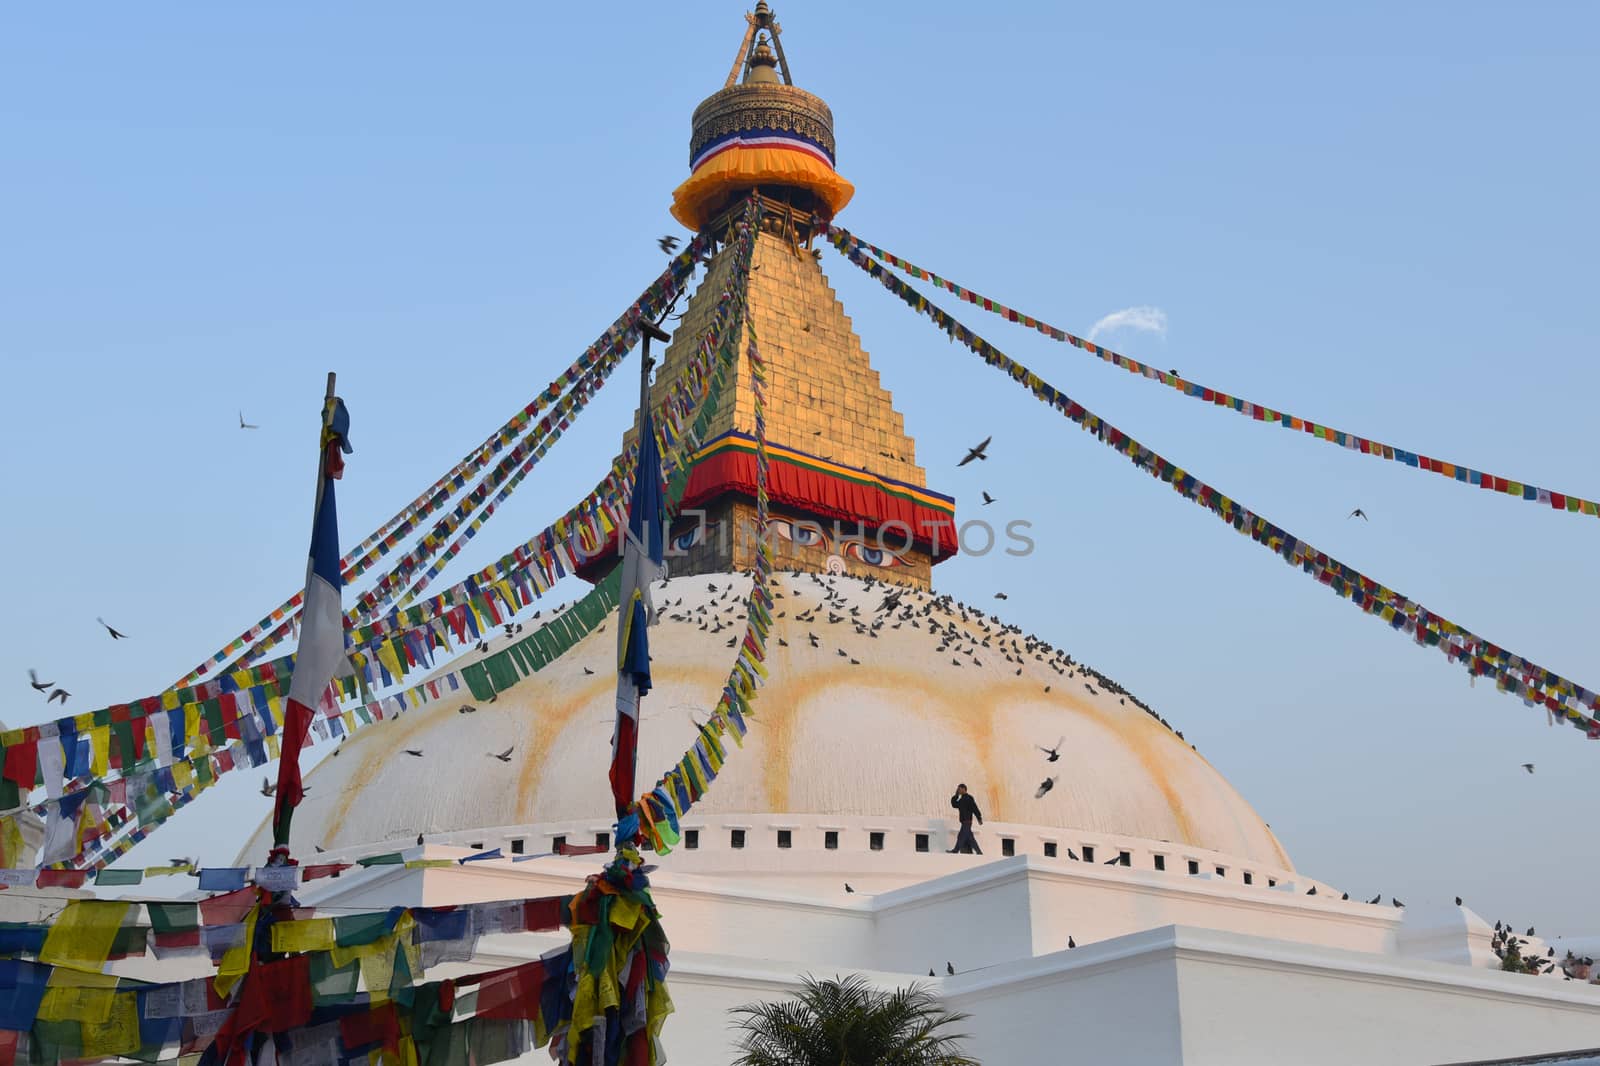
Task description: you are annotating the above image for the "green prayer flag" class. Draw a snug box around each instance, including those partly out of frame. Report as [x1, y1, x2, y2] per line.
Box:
[94, 868, 143, 887]
[146, 902, 199, 935]
[333, 911, 391, 948]
[357, 852, 404, 867]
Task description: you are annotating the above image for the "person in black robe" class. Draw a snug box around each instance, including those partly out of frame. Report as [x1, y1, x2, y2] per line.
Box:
[949, 783, 983, 854]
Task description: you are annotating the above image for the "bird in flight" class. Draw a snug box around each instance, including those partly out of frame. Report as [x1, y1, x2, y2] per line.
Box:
[1038, 737, 1063, 763]
[239, 411, 259, 430]
[28, 670, 52, 693]
[981, 491, 996, 506]
[47, 688, 70, 705]
[1035, 776, 1056, 799]
[658, 235, 679, 254]
[97, 617, 128, 640]
[1348, 508, 1368, 521]
[958, 436, 992, 467]
[404, 749, 424, 758]
[995, 592, 1008, 600]
[1521, 763, 1535, 774]
[458, 704, 476, 714]
[260, 778, 277, 797]
[488, 747, 514, 763]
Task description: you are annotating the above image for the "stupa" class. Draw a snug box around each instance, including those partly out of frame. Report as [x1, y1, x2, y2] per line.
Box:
[231, 7, 1600, 1063]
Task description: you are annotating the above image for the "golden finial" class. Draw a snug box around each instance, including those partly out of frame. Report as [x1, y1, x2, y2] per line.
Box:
[745, 36, 780, 84]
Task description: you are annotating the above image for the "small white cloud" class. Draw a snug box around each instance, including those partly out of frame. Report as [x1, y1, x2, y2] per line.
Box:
[1087, 306, 1168, 343]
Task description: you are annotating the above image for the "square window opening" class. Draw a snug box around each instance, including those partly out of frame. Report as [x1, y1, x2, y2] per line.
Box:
[1187, 860, 1200, 875]
[915, 833, 930, 853]
[777, 829, 792, 849]
[869, 831, 885, 852]
[510, 838, 525, 855]
[1243, 871, 1253, 885]
[1043, 842, 1058, 858]
[824, 830, 839, 850]
[1001, 838, 1016, 857]
[731, 829, 746, 849]
[684, 829, 700, 850]
[1119, 851, 1131, 866]
[1154, 854, 1166, 871]
[595, 832, 609, 850]
[552, 835, 567, 852]
[1082, 845, 1096, 864]
[1215, 865, 1226, 878]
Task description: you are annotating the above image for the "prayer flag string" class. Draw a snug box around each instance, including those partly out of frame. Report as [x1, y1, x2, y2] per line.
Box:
[829, 226, 1600, 521]
[169, 235, 711, 689]
[0, 219, 758, 870]
[629, 291, 775, 854]
[828, 229, 1600, 741]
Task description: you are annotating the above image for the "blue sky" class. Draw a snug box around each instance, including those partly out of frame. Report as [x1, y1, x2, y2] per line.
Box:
[2, 2, 1597, 933]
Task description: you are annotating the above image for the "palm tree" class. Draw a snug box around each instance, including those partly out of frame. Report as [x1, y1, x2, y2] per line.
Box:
[728, 973, 980, 1066]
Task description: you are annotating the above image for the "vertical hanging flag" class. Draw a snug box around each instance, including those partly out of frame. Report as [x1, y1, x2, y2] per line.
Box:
[611, 402, 665, 824]
[272, 390, 353, 849]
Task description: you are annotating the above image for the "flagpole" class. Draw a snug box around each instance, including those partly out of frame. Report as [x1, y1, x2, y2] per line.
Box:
[308, 372, 338, 545]
[637, 320, 668, 434]
[269, 371, 338, 867]
[618, 320, 669, 843]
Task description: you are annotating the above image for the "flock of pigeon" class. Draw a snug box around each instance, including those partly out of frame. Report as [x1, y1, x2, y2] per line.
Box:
[26, 617, 127, 707]
[1491, 921, 1597, 982]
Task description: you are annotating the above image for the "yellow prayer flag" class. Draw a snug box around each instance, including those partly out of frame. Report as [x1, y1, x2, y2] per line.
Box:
[39, 900, 130, 968]
[79, 991, 141, 1059]
[89, 726, 111, 778]
[214, 904, 260, 998]
[266, 734, 281, 759]
[0, 819, 25, 868]
[144, 865, 189, 878]
[271, 917, 337, 954]
[376, 643, 404, 682]
[172, 761, 194, 790]
[609, 895, 643, 932]
[37, 986, 118, 1024]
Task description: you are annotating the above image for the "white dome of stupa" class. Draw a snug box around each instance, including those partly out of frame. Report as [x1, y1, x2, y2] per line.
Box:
[239, 571, 1291, 871]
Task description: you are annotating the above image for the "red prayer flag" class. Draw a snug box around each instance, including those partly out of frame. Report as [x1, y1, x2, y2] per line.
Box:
[523, 897, 563, 932]
[200, 886, 259, 927]
[340, 1002, 401, 1053]
[302, 863, 350, 881]
[473, 960, 546, 1021]
[2, 742, 37, 791]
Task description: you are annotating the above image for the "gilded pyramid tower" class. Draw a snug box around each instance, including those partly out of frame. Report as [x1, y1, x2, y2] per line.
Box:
[632, 4, 956, 590]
